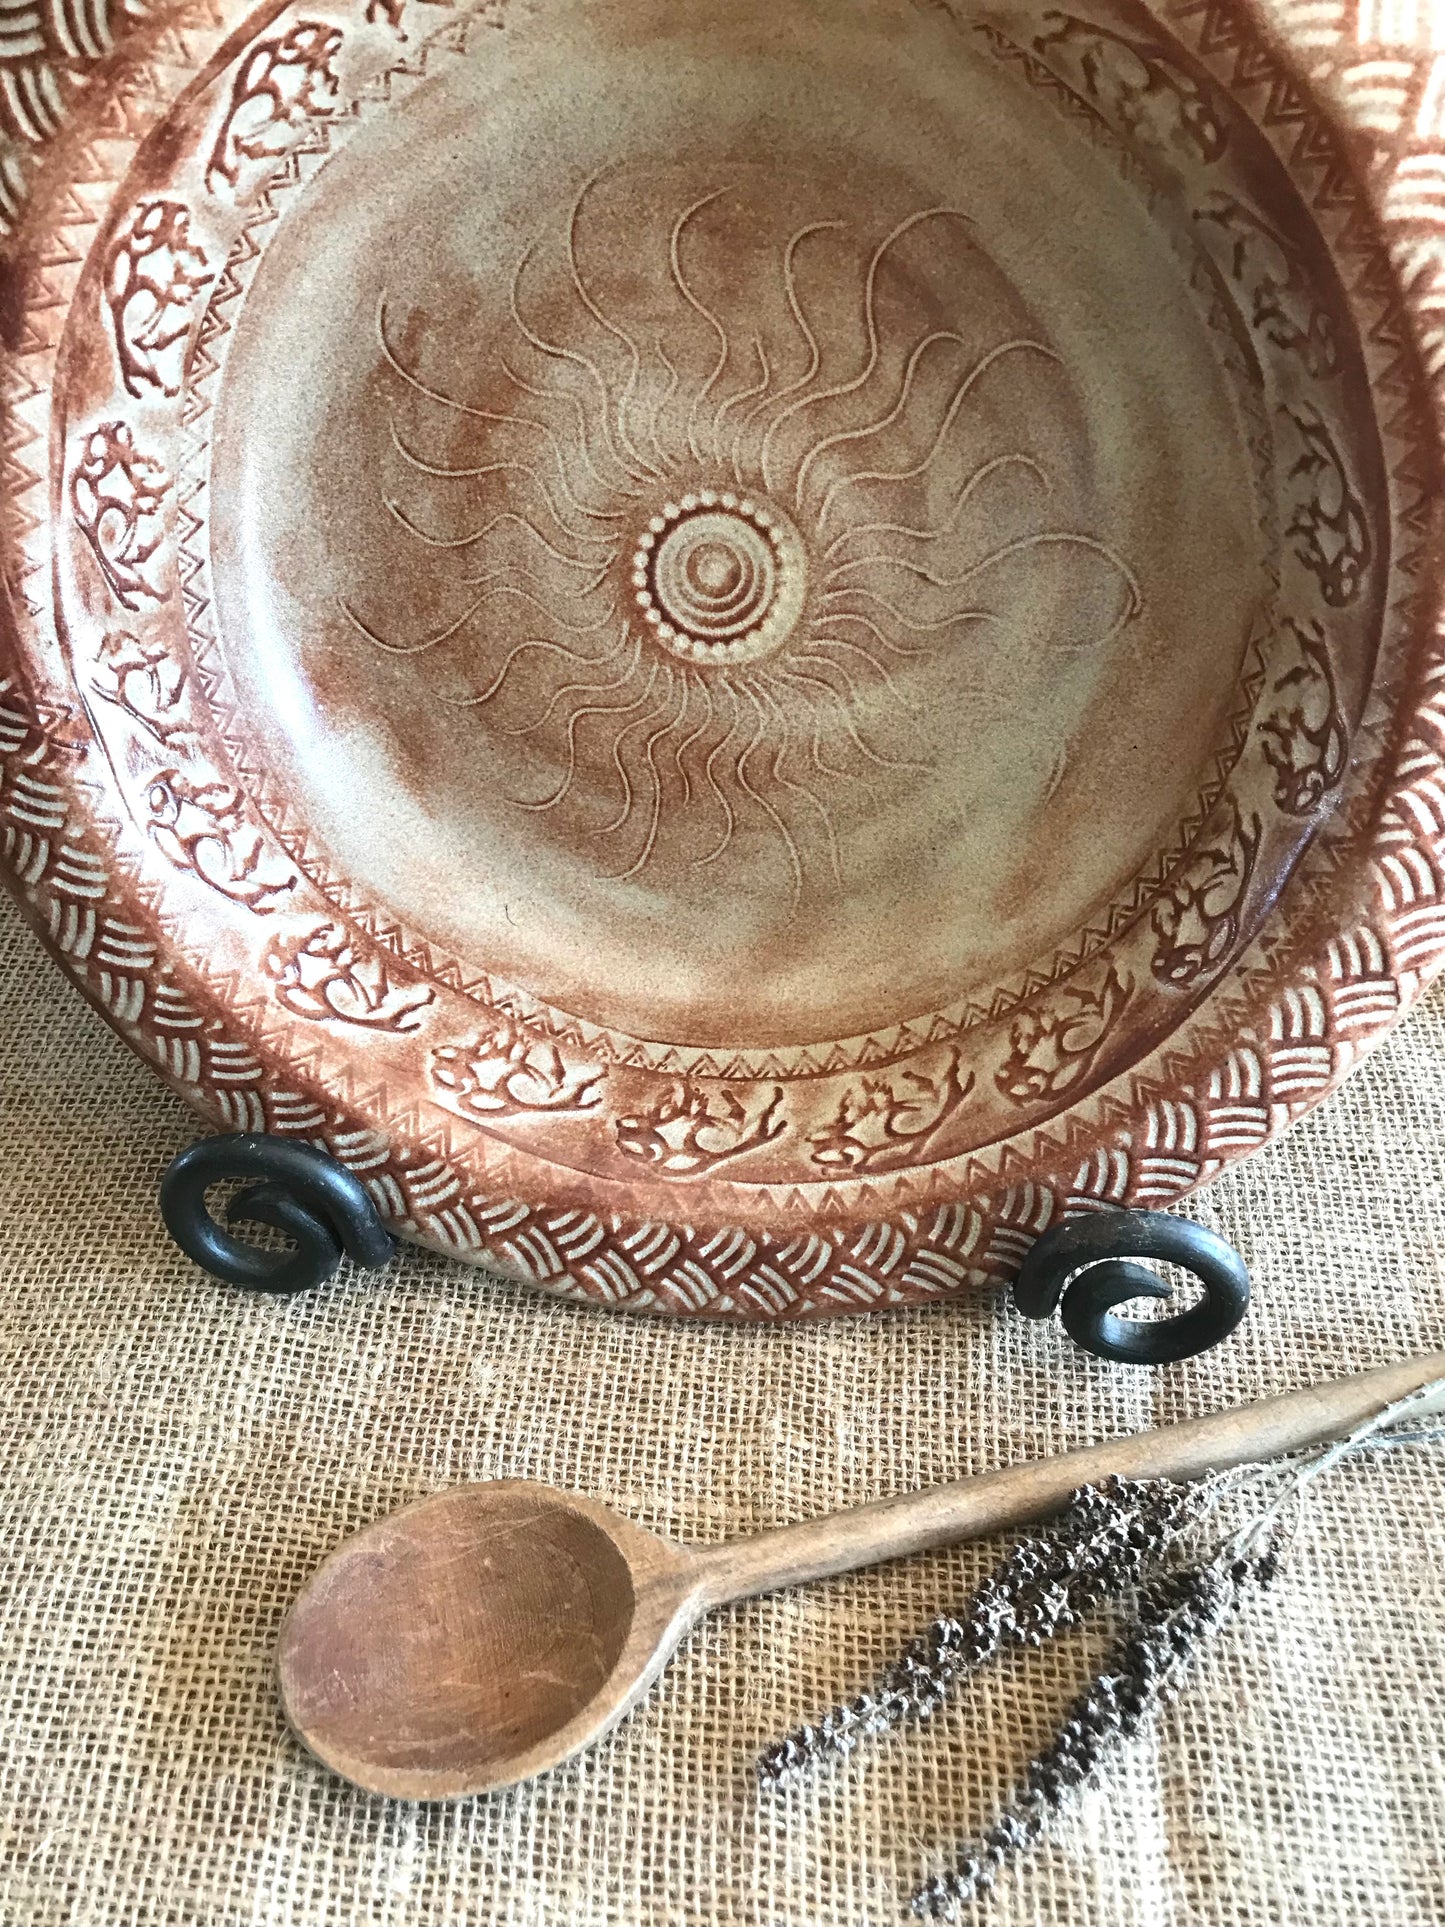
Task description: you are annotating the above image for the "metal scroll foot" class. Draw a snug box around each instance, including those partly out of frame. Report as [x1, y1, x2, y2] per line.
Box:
[1012, 1209, 1251, 1365]
[160, 1133, 397, 1295]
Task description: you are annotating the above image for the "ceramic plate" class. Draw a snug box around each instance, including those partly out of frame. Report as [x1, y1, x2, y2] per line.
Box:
[3, 0, 1443, 1316]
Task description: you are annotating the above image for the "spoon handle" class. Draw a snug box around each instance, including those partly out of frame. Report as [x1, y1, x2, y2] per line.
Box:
[695, 1350, 1445, 1607]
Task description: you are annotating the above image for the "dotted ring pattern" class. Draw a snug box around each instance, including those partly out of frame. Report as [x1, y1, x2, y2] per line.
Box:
[632, 491, 808, 665]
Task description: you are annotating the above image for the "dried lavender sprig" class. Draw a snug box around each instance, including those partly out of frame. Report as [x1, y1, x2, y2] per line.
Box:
[909, 1544, 1281, 1920]
[758, 1475, 1214, 1786]
[906, 1384, 1445, 1918]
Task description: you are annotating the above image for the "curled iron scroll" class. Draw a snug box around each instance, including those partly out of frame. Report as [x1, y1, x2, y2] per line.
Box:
[160, 1133, 397, 1294]
[1012, 1209, 1251, 1364]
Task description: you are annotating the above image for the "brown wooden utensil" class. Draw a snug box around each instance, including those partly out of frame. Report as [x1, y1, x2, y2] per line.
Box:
[278, 1352, 1445, 1800]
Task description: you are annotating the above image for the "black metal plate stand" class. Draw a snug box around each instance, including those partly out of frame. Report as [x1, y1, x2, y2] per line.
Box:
[160, 1134, 395, 1295]
[1011, 1210, 1252, 1364]
[160, 1134, 1251, 1360]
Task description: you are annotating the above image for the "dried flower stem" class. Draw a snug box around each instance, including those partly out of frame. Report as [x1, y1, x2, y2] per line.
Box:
[909, 1545, 1280, 1919]
[904, 1381, 1445, 1916]
[758, 1475, 1215, 1785]
[759, 1374, 1445, 1918]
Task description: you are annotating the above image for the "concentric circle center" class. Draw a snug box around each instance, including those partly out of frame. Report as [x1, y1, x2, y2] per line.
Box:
[689, 542, 745, 598]
[632, 492, 807, 665]
[657, 513, 771, 634]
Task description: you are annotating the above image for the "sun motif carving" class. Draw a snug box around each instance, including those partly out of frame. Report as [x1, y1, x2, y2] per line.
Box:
[342, 177, 1142, 902]
[632, 493, 807, 666]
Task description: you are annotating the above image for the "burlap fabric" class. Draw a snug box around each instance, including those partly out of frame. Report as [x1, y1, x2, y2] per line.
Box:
[4, 861, 1445, 1927]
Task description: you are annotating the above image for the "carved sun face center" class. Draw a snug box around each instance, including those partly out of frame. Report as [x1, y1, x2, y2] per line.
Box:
[632, 492, 807, 666]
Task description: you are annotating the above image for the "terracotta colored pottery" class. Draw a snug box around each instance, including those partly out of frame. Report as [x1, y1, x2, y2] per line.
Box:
[2, 0, 1443, 1316]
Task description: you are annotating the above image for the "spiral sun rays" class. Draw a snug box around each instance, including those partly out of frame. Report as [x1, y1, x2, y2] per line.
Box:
[344, 177, 1141, 905]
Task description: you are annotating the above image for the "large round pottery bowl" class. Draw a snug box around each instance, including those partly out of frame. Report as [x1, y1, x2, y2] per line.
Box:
[2, 0, 1443, 1316]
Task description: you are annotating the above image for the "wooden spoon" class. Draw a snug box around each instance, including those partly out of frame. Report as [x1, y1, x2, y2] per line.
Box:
[279, 1351, 1445, 1799]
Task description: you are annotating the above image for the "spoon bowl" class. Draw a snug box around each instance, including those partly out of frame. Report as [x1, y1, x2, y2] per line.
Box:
[279, 1352, 1445, 1799]
[278, 1483, 708, 1799]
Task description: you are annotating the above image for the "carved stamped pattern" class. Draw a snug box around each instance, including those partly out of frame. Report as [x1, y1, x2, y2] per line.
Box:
[91, 627, 192, 745]
[1260, 617, 1349, 815]
[615, 1079, 786, 1177]
[204, 20, 342, 193]
[105, 199, 210, 397]
[430, 1015, 605, 1121]
[264, 921, 434, 1030]
[997, 966, 1133, 1104]
[1032, 10, 1230, 161]
[807, 1048, 975, 1177]
[0, 0, 1442, 1318]
[1281, 401, 1374, 608]
[1151, 795, 1263, 987]
[1194, 190, 1341, 378]
[69, 420, 169, 608]
[145, 769, 296, 910]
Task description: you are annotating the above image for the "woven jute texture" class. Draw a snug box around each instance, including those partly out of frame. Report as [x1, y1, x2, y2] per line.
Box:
[4, 892, 1445, 1927]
